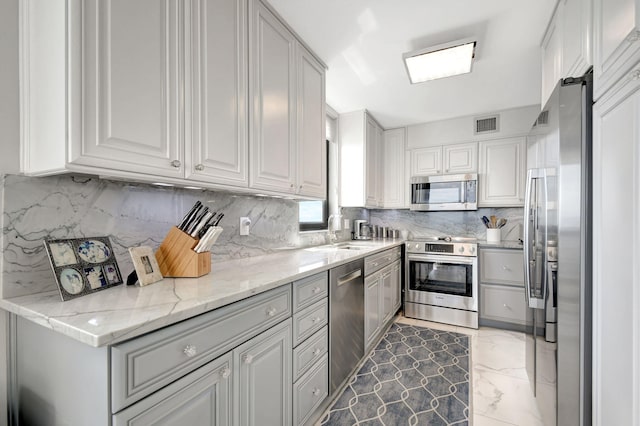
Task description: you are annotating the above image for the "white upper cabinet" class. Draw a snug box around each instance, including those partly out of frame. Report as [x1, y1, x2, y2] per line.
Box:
[186, 0, 249, 187]
[541, 0, 592, 105]
[478, 137, 526, 207]
[594, 0, 640, 99]
[443, 142, 478, 174]
[20, 0, 326, 199]
[382, 128, 406, 209]
[541, 7, 564, 107]
[249, 0, 297, 194]
[410, 147, 441, 176]
[410, 142, 477, 176]
[339, 110, 383, 207]
[296, 45, 327, 198]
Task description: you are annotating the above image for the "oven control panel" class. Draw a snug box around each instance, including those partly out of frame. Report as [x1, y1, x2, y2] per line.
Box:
[407, 241, 477, 257]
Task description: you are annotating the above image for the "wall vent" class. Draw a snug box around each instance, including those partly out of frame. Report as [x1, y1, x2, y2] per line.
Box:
[536, 110, 549, 126]
[474, 115, 499, 134]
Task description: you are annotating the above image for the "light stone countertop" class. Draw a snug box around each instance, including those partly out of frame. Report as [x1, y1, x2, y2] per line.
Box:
[0, 240, 404, 347]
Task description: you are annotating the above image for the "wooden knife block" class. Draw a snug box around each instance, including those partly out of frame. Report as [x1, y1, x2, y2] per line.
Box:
[155, 227, 211, 278]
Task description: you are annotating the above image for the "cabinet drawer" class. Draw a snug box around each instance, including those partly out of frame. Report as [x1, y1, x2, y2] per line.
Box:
[292, 299, 328, 347]
[293, 354, 328, 426]
[365, 246, 401, 276]
[293, 326, 328, 381]
[480, 284, 528, 325]
[293, 272, 328, 313]
[480, 248, 524, 286]
[111, 284, 292, 412]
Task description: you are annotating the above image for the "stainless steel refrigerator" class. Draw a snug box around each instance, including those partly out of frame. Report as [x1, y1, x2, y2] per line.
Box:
[523, 74, 592, 426]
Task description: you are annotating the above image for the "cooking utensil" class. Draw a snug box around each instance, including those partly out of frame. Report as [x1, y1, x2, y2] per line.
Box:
[490, 215, 497, 228]
[498, 218, 507, 229]
[482, 216, 491, 228]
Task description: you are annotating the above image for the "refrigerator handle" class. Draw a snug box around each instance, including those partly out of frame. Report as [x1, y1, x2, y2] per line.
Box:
[523, 169, 546, 309]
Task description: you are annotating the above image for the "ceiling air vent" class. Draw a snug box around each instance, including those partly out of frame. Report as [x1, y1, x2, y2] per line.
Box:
[474, 115, 499, 134]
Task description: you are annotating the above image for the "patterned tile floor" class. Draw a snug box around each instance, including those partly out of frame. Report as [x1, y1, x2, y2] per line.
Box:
[320, 323, 470, 425]
[317, 316, 545, 426]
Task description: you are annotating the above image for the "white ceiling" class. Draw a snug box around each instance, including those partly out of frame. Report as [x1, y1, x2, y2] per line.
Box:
[267, 0, 557, 128]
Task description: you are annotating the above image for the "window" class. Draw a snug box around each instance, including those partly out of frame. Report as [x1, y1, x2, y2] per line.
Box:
[299, 140, 329, 231]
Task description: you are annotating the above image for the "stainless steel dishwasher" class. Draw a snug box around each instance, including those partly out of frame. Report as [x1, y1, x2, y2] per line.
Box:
[329, 258, 365, 395]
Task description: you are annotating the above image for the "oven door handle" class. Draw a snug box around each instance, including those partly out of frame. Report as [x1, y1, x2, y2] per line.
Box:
[407, 254, 476, 265]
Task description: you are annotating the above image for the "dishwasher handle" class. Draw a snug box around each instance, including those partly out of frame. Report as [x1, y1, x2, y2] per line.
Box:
[337, 269, 362, 286]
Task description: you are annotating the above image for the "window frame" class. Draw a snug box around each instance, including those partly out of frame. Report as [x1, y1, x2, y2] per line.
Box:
[298, 140, 330, 232]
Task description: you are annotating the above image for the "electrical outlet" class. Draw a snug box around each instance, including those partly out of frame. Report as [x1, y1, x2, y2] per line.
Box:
[240, 217, 251, 236]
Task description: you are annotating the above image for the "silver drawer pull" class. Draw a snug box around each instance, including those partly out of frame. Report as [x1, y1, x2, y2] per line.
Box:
[220, 367, 231, 379]
[503, 303, 511, 310]
[502, 265, 511, 271]
[312, 286, 321, 294]
[243, 354, 254, 364]
[312, 316, 322, 324]
[312, 388, 321, 396]
[183, 345, 197, 358]
[626, 30, 640, 43]
[312, 348, 322, 356]
[266, 307, 277, 317]
[337, 269, 362, 286]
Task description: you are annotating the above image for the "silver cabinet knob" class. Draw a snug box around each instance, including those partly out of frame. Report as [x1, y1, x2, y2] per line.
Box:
[170, 160, 181, 168]
[502, 265, 511, 271]
[312, 287, 321, 294]
[183, 344, 197, 358]
[312, 388, 321, 396]
[629, 69, 640, 81]
[290, 183, 295, 188]
[195, 164, 205, 171]
[243, 354, 254, 364]
[219, 367, 231, 379]
[267, 307, 277, 317]
[299, 185, 303, 190]
[312, 348, 322, 356]
[311, 316, 322, 324]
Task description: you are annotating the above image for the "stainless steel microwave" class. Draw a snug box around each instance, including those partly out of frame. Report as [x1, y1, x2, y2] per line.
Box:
[410, 173, 478, 211]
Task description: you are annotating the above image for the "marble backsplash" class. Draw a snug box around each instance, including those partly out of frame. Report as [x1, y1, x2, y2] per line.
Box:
[368, 207, 523, 241]
[0, 174, 337, 299]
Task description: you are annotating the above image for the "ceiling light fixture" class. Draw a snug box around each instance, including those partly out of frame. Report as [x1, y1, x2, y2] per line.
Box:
[403, 38, 476, 83]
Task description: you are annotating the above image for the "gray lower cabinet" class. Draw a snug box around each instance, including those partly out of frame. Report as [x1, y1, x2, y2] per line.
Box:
[113, 353, 233, 426]
[479, 247, 532, 330]
[364, 249, 402, 351]
[291, 271, 329, 426]
[235, 319, 293, 426]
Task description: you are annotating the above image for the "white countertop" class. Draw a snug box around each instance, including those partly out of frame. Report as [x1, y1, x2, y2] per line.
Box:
[0, 240, 404, 347]
[478, 240, 524, 249]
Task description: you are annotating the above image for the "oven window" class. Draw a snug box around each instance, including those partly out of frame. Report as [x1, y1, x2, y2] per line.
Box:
[409, 260, 473, 297]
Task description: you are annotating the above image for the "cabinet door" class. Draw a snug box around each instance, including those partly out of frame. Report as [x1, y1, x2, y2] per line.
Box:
[250, 0, 297, 193]
[561, 0, 592, 79]
[364, 274, 381, 349]
[365, 116, 379, 207]
[113, 353, 232, 426]
[392, 260, 402, 312]
[592, 74, 640, 426]
[410, 147, 442, 176]
[186, 0, 248, 187]
[541, 6, 563, 107]
[74, 0, 183, 177]
[594, 0, 640, 99]
[443, 142, 477, 174]
[375, 124, 384, 206]
[296, 44, 326, 198]
[478, 137, 526, 207]
[235, 319, 292, 426]
[381, 267, 394, 324]
[382, 128, 406, 208]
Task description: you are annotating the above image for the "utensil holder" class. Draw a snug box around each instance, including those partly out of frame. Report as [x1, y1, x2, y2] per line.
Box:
[486, 228, 501, 243]
[155, 227, 211, 277]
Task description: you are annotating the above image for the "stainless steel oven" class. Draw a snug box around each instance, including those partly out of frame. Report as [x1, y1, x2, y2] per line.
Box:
[404, 238, 478, 328]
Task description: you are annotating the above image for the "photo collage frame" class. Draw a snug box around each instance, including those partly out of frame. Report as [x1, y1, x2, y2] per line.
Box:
[44, 237, 123, 301]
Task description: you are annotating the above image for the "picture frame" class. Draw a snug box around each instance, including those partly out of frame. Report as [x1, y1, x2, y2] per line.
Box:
[128, 246, 163, 286]
[43, 237, 123, 301]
